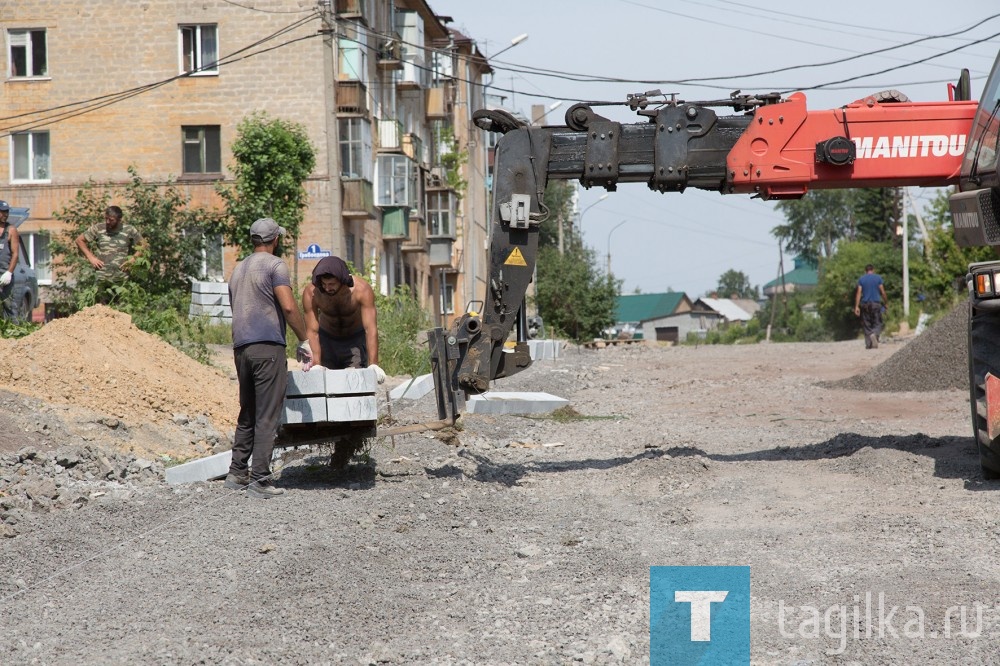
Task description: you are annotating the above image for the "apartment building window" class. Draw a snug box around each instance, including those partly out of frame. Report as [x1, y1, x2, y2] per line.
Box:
[395, 10, 428, 87]
[180, 25, 218, 74]
[345, 232, 356, 268]
[8, 29, 47, 78]
[338, 21, 367, 83]
[427, 190, 454, 237]
[339, 117, 372, 179]
[11, 131, 50, 182]
[21, 232, 51, 284]
[201, 233, 224, 280]
[440, 283, 454, 315]
[376, 154, 417, 208]
[182, 126, 221, 174]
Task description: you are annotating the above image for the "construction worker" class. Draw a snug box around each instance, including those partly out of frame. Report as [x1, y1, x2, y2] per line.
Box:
[226, 218, 312, 498]
[854, 264, 888, 349]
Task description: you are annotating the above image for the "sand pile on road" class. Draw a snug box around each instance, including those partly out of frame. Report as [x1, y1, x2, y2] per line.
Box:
[0, 305, 238, 433]
[827, 300, 968, 392]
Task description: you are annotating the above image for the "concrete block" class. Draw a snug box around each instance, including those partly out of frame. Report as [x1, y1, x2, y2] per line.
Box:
[164, 448, 285, 485]
[528, 339, 561, 361]
[389, 373, 434, 400]
[466, 391, 568, 415]
[192, 281, 229, 294]
[189, 303, 232, 318]
[327, 395, 377, 422]
[282, 396, 328, 424]
[191, 291, 230, 306]
[165, 450, 232, 484]
[286, 369, 327, 397]
[325, 367, 377, 395]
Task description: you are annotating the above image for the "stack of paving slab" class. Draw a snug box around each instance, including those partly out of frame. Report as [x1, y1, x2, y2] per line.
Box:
[283, 367, 378, 424]
[528, 339, 562, 361]
[189, 281, 231, 325]
[165, 368, 378, 484]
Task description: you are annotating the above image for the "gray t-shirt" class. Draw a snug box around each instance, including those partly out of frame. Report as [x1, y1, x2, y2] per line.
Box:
[229, 252, 291, 348]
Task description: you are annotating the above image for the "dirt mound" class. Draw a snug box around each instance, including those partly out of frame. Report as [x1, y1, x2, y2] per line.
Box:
[826, 300, 968, 392]
[0, 305, 238, 436]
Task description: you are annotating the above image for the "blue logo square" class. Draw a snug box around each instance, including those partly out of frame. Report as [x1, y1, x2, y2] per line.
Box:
[650, 566, 750, 665]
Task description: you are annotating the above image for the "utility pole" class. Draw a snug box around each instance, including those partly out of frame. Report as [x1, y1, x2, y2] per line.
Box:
[319, 0, 344, 258]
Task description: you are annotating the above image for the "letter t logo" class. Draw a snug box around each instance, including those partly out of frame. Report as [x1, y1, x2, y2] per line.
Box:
[674, 590, 729, 641]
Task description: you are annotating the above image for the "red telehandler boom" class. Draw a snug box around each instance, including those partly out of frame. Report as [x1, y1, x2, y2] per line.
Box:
[425, 53, 1000, 477]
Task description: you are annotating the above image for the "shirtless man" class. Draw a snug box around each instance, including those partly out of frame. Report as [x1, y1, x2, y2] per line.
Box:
[302, 256, 385, 383]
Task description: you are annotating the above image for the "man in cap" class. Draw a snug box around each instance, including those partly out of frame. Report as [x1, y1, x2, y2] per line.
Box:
[302, 256, 383, 379]
[75, 205, 146, 304]
[0, 200, 21, 320]
[226, 217, 313, 498]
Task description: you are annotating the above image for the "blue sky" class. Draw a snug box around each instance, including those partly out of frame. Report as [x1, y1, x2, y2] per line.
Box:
[429, 0, 1000, 296]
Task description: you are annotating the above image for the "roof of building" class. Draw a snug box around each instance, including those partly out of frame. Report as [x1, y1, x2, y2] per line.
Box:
[615, 292, 687, 323]
[695, 297, 754, 322]
[763, 256, 819, 290]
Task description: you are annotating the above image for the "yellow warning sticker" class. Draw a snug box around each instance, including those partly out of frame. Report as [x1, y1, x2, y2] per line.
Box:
[505, 247, 528, 266]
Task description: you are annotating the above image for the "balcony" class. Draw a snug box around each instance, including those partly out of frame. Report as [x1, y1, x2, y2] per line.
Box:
[401, 217, 428, 253]
[426, 86, 452, 119]
[376, 35, 403, 71]
[429, 238, 454, 267]
[377, 118, 403, 152]
[336, 81, 368, 114]
[341, 179, 377, 218]
[381, 206, 409, 240]
[335, 0, 367, 23]
[402, 133, 423, 163]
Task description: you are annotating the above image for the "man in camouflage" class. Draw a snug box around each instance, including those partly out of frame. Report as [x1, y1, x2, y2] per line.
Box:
[75, 205, 146, 304]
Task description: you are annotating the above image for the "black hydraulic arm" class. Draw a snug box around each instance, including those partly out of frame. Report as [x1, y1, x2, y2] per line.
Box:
[448, 101, 755, 393]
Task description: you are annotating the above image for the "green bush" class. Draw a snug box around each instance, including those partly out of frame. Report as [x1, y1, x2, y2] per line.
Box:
[374, 284, 431, 376]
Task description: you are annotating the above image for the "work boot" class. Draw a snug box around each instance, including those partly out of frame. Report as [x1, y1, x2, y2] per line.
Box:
[223, 471, 250, 490]
[247, 479, 284, 498]
[329, 441, 355, 470]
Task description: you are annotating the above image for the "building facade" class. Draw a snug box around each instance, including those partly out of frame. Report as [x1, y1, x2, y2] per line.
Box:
[0, 0, 491, 324]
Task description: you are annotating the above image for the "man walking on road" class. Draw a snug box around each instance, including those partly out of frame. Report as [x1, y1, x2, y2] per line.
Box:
[226, 218, 312, 498]
[854, 264, 888, 349]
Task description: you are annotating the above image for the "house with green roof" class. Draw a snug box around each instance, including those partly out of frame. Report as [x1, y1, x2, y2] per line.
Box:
[614, 292, 700, 344]
[763, 256, 819, 296]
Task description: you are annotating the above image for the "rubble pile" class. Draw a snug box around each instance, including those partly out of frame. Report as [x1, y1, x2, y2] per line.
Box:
[0, 445, 164, 537]
[827, 300, 969, 392]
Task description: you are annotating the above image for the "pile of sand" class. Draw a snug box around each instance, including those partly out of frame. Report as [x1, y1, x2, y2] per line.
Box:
[0, 305, 238, 433]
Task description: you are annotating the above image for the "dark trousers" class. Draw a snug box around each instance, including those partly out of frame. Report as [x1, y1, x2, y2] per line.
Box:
[231, 342, 287, 481]
[860, 302, 883, 348]
[318, 326, 368, 369]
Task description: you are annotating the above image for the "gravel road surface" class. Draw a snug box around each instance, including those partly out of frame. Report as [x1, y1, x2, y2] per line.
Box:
[2, 324, 998, 665]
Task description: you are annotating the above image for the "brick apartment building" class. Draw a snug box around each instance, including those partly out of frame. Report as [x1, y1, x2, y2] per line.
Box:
[0, 0, 492, 326]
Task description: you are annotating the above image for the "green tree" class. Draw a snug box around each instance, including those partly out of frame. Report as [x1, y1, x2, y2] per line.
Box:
[535, 242, 619, 341]
[774, 190, 855, 264]
[540, 180, 576, 249]
[813, 240, 938, 339]
[216, 111, 316, 257]
[715, 269, 759, 299]
[48, 168, 221, 356]
[533, 181, 619, 341]
[853, 188, 901, 243]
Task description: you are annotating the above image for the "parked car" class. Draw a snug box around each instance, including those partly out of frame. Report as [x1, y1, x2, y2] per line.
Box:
[3, 207, 40, 322]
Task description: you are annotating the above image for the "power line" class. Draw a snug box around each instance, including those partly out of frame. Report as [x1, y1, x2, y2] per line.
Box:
[219, 0, 316, 13]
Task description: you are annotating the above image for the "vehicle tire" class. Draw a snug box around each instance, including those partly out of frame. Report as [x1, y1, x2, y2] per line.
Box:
[967, 302, 1000, 479]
